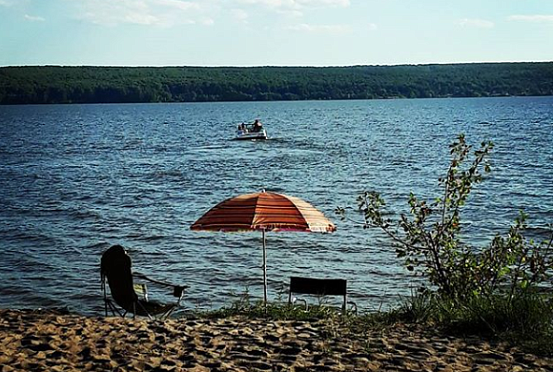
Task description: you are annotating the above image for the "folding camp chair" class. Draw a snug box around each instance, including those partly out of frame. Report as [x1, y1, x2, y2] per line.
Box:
[288, 276, 357, 314]
[100, 244, 187, 320]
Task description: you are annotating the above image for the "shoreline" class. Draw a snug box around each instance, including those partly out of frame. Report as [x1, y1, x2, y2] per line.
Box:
[1, 309, 552, 371]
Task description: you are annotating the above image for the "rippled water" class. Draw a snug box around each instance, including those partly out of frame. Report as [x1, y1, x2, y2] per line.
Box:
[1, 97, 552, 315]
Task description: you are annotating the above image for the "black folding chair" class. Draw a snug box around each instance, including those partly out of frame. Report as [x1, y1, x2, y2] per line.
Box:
[101, 245, 187, 320]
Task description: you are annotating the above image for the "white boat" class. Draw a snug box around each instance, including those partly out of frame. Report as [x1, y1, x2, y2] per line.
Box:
[234, 129, 268, 140]
[234, 122, 268, 140]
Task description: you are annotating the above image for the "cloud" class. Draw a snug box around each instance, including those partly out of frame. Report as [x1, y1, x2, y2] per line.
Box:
[231, 8, 249, 23]
[279, 9, 303, 17]
[0, 0, 14, 6]
[238, 0, 349, 6]
[236, 0, 349, 15]
[293, 0, 349, 5]
[156, 0, 197, 11]
[366, 23, 377, 31]
[69, 0, 208, 26]
[66, 0, 351, 27]
[287, 23, 351, 34]
[233, 0, 350, 19]
[24, 14, 45, 22]
[508, 15, 553, 23]
[457, 18, 494, 29]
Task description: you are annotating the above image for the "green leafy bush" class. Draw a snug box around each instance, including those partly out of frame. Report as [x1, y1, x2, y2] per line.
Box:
[338, 134, 553, 352]
[339, 134, 552, 302]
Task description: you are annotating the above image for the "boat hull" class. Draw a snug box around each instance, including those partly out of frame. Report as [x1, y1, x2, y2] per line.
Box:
[233, 129, 268, 140]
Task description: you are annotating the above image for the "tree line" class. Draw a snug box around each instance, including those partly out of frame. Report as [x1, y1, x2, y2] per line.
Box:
[1, 62, 552, 104]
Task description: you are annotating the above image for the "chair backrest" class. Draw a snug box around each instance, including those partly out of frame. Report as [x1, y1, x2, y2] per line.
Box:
[289, 276, 348, 311]
[101, 245, 138, 312]
[290, 277, 347, 296]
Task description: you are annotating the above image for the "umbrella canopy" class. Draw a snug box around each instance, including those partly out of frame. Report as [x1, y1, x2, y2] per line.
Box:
[191, 191, 336, 306]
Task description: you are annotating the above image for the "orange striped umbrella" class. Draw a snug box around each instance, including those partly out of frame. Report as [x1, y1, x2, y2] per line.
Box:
[191, 191, 336, 306]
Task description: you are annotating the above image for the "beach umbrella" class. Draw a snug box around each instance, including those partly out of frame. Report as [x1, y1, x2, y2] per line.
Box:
[190, 191, 336, 307]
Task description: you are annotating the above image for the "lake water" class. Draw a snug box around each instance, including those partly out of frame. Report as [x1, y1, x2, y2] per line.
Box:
[0, 97, 552, 316]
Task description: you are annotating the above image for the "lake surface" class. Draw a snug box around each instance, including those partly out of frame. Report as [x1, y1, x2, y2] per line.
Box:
[1, 97, 552, 316]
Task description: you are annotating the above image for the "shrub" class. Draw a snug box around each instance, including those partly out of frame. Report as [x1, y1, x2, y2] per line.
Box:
[337, 134, 553, 352]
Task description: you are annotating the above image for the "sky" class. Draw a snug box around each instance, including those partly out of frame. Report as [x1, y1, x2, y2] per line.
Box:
[0, 0, 552, 67]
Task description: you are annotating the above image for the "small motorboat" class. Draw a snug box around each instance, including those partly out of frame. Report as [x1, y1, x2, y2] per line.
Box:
[234, 121, 268, 140]
[234, 128, 268, 140]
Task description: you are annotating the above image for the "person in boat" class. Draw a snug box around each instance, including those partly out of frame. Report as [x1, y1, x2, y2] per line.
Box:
[252, 119, 263, 132]
[237, 123, 247, 133]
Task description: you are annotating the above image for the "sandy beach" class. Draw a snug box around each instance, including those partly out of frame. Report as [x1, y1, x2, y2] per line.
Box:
[1, 309, 552, 371]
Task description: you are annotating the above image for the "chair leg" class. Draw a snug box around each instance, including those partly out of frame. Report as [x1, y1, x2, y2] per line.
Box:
[161, 305, 178, 320]
[105, 299, 122, 317]
[136, 301, 153, 320]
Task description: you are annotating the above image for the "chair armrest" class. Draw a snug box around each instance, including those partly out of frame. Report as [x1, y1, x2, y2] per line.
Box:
[134, 272, 188, 297]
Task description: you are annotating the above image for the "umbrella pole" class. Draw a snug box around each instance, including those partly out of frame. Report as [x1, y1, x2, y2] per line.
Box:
[262, 229, 268, 311]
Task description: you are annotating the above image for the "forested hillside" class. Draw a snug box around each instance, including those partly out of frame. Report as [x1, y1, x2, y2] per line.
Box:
[1, 62, 552, 104]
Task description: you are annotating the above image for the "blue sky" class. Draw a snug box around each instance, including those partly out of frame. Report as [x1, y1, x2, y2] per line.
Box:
[0, 0, 552, 66]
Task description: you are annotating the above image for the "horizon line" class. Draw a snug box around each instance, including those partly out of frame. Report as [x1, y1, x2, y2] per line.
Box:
[1, 60, 553, 69]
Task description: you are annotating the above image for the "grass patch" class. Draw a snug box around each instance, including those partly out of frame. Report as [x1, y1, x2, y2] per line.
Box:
[186, 290, 553, 356]
[389, 292, 553, 356]
[197, 300, 347, 322]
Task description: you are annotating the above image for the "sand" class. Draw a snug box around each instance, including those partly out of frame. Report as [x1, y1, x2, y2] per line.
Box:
[0, 309, 552, 371]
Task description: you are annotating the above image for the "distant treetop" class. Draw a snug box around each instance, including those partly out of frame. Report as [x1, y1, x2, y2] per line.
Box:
[1, 62, 552, 104]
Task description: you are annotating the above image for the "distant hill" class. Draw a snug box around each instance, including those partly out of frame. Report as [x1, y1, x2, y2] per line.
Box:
[1, 63, 552, 104]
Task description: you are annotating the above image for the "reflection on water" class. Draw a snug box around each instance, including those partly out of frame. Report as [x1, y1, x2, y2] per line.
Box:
[0, 97, 552, 315]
